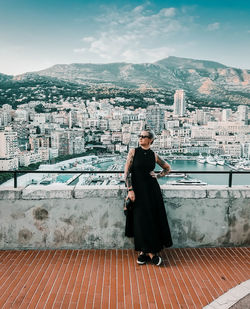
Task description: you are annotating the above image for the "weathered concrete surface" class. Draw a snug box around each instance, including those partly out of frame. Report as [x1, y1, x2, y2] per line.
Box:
[204, 280, 250, 309]
[0, 185, 249, 249]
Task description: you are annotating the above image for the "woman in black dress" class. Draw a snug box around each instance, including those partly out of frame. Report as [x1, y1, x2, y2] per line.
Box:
[124, 129, 173, 266]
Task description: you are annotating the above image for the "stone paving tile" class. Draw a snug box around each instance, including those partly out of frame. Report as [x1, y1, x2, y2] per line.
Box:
[0, 247, 249, 309]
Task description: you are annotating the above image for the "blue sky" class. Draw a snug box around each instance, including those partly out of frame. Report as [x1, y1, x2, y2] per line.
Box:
[0, 0, 249, 75]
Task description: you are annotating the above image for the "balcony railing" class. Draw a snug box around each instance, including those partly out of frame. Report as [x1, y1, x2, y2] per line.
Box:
[0, 170, 249, 188]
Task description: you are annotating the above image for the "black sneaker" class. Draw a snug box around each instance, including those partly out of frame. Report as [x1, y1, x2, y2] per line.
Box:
[137, 253, 149, 265]
[151, 255, 162, 266]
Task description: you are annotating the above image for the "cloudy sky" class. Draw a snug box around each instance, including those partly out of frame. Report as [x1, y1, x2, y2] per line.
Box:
[0, 0, 250, 75]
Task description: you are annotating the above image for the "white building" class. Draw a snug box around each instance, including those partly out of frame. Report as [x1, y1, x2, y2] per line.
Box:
[99, 119, 108, 131]
[112, 132, 122, 143]
[38, 148, 50, 162]
[165, 120, 180, 129]
[109, 119, 122, 131]
[222, 109, 232, 122]
[130, 121, 144, 134]
[19, 151, 42, 166]
[237, 105, 248, 124]
[0, 128, 18, 159]
[146, 105, 164, 134]
[0, 158, 18, 170]
[69, 136, 85, 155]
[49, 148, 59, 159]
[223, 144, 242, 157]
[0, 111, 12, 126]
[33, 113, 47, 124]
[191, 126, 214, 139]
[101, 132, 112, 145]
[14, 109, 29, 122]
[173, 89, 186, 117]
[19, 152, 31, 167]
[194, 109, 207, 125]
[122, 132, 131, 145]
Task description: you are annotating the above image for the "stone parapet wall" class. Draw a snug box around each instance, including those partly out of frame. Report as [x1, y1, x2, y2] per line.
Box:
[0, 185, 249, 249]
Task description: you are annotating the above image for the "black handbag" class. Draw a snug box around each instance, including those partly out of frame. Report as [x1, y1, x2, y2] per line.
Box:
[124, 197, 133, 216]
[124, 197, 134, 237]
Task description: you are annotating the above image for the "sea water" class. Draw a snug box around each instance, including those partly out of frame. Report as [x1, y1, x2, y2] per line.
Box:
[1, 155, 249, 187]
[95, 157, 249, 186]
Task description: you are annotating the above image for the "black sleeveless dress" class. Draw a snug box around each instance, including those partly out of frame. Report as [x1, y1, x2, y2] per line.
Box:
[127, 147, 173, 253]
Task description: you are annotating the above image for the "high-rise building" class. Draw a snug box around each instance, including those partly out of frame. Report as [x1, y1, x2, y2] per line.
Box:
[146, 105, 164, 134]
[0, 128, 18, 159]
[237, 105, 248, 124]
[173, 89, 186, 117]
[222, 109, 232, 122]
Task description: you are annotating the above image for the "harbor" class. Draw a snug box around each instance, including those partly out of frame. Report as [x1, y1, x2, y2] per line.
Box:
[1, 154, 249, 187]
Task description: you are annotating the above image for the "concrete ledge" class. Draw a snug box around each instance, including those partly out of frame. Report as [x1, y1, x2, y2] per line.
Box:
[162, 185, 207, 198]
[228, 186, 250, 199]
[74, 185, 126, 198]
[22, 185, 73, 200]
[0, 185, 249, 249]
[0, 185, 248, 200]
[205, 186, 229, 198]
[203, 280, 250, 309]
[0, 187, 23, 200]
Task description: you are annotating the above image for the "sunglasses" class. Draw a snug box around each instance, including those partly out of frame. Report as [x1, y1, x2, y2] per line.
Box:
[138, 135, 150, 139]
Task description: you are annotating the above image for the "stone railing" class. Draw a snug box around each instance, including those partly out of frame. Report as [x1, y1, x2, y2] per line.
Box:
[0, 185, 249, 249]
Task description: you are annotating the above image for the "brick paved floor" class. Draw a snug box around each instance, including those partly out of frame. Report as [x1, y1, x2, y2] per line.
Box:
[0, 247, 249, 308]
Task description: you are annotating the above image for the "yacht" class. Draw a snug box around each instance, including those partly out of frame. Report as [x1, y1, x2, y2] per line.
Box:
[39, 177, 53, 185]
[169, 178, 207, 186]
[206, 155, 217, 165]
[97, 157, 114, 163]
[109, 179, 120, 185]
[217, 159, 225, 166]
[242, 166, 250, 171]
[197, 154, 206, 164]
[166, 173, 186, 178]
[215, 155, 225, 166]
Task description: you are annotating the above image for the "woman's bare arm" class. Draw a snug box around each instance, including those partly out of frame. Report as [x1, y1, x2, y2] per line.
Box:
[155, 154, 171, 178]
[124, 148, 135, 188]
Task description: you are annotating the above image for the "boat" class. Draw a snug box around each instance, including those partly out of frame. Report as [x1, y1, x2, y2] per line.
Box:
[217, 159, 225, 166]
[166, 173, 186, 177]
[197, 154, 206, 164]
[215, 155, 225, 166]
[206, 155, 217, 165]
[198, 158, 206, 164]
[97, 157, 114, 163]
[169, 178, 207, 186]
[242, 166, 250, 171]
[39, 177, 53, 185]
[109, 179, 120, 185]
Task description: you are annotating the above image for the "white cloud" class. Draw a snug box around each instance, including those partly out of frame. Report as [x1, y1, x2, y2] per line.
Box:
[122, 47, 175, 63]
[207, 22, 220, 31]
[159, 8, 176, 17]
[74, 4, 192, 63]
[74, 48, 86, 53]
[81, 36, 95, 42]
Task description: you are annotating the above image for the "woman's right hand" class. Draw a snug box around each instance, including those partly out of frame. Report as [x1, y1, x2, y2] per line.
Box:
[128, 190, 135, 202]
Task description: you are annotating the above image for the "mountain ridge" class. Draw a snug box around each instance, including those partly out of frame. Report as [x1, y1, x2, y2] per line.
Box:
[0, 56, 249, 109]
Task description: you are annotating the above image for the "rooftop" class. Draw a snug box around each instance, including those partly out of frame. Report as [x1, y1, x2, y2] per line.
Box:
[0, 247, 249, 308]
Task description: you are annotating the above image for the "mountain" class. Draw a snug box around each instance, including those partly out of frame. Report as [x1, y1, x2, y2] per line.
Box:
[28, 56, 250, 104]
[0, 73, 13, 83]
[1, 57, 249, 109]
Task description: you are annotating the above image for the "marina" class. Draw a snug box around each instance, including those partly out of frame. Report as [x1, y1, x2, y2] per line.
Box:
[1, 154, 250, 187]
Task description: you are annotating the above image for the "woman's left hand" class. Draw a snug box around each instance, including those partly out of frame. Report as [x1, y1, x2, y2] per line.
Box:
[150, 171, 157, 178]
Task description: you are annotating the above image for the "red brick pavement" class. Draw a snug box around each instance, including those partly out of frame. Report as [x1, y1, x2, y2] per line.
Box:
[0, 247, 249, 308]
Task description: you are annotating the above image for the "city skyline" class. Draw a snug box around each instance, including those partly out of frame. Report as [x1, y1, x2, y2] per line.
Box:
[0, 0, 250, 75]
